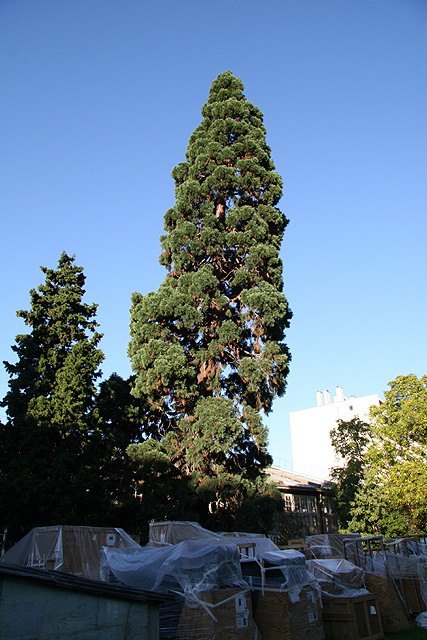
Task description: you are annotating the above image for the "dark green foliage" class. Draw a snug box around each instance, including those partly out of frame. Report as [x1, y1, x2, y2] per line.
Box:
[126, 439, 199, 537]
[329, 417, 371, 529]
[0, 253, 105, 543]
[129, 71, 291, 507]
[93, 373, 148, 528]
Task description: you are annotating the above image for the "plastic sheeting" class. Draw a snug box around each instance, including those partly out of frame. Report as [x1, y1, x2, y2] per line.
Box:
[416, 611, 427, 629]
[306, 558, 369, 598]
[101, 538, 247, 601]
[149, 521, 280, 561]
[381, 552, 427, 580]
[305, 533, 363, 561]
[101, 538, 255, 640]
[241, 548, 321, 606]
[0, 526, 139, 581]
[149, 521, 221, 546]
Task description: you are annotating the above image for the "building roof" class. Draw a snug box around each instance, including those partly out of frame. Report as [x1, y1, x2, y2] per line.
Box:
[0, 563, 167, 603]
[267, 465, 334, 491]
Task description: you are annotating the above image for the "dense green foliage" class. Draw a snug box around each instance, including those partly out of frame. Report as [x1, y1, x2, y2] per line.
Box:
[329, 417, 371, 529]
[1, 73, 290, 542]
[338, 375, 427, 537]
[0, 253, 106, 541]
[128, 71, 291, 518]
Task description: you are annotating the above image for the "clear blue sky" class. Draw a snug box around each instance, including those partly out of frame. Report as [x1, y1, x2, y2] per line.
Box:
[1, 0, 426, 465]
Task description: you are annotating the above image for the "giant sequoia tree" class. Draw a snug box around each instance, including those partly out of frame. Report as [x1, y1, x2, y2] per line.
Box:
[129, 71, 291, 496]
[0, 253, 105, 541]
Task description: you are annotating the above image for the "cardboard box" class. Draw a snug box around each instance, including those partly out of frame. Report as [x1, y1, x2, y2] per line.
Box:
[176, 588, 255, 640]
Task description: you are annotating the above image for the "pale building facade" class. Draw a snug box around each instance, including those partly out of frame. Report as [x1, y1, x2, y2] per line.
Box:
[290, 386, 382, 481]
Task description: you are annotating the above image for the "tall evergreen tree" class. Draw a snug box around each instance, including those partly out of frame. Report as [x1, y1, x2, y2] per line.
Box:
[0, 252, 104, 542]
[129, 71, 291, 497]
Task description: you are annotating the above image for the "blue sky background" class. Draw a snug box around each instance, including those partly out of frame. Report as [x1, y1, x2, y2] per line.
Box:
[1, 0, 426, 467]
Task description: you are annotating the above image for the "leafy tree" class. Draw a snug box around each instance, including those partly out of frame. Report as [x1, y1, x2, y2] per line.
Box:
[129, 71, 291, 510]
[94, 373, 148, 529]
[329, 417, 371, 528]
[0, 252, 105, 543]
[126, 439, 199, 538]
[348, 374, 427, 537]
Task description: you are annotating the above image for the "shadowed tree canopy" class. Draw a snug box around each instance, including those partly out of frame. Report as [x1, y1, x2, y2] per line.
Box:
[129, 71, 291, 488]
[0, 253, 105, 542]
[330, 417, 371, 529]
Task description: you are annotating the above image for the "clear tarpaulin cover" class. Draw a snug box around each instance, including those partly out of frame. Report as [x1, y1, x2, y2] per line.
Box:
[0, 526, 140, 580]
[305, 533, 362, 561]
[101, 538, 247, 602]
[149, 521, 221, 546]
[102, 534, 261, 639]
[149, 521, 279, 558]
[306, 558, 368, 598]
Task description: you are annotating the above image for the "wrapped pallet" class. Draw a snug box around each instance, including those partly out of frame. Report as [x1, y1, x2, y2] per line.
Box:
[305, 533, 363, 562]
[102, 538, 257, 640]
[306, 558, 366, 597]
[176, 588, 254, 640]
[242, 548, 324, 640]
[382, 552, 427, 616]
[321, 593, 383, 640]
[307, 557, 383, 640]
[0, 525, 139, 580]
[364, 572, 410, 633]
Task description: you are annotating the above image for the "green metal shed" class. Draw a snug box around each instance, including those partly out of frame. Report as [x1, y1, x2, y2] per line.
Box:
[0, 563, 165, 640]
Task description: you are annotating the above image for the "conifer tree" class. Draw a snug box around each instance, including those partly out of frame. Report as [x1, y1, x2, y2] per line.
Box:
[129, 71, 291, 495]
[0, 253, 104, 541]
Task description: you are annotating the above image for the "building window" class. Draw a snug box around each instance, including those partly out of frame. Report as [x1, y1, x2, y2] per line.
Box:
[283, 494, 293, 512]
[323, 498, 332, 514]
[308, 496, 317, 513]
[298, 496, 308, 513]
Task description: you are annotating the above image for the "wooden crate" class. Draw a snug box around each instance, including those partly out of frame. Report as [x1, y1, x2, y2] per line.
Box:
[364, 573, 410, 633]
[322, 594, 383, 640]
[176, 588, 256, 640]
[252, 585, 324, 640]
[253, 588, 291, 640]
[401, 577, 425, 614]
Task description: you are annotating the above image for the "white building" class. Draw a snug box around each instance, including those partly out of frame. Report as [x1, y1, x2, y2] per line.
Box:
[290, 386, 382, 481]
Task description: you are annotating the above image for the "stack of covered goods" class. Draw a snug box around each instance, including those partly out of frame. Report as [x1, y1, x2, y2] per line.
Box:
[335, 535, 426, 632]
[305, 533, 363, 563]
[101, 538, 256, 640]
[377, 546, 427, 617]
[148, 521, 222, 547]
[306, 558, 367, 598]
[240, 547, 324, 640]
[0, 525, 140, 580]
[363, 555, 411, 633]
[306, 535, 383, 640]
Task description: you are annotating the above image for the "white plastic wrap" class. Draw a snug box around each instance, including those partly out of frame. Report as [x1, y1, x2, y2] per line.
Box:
[101, 538, 247, 600]
[385, 552, 426, 579]
[305, 533, 362, 561]
[101, 537, 255, 640]
[306, 558, 369, 598]
[241, 547, 320, 604]
[416, 611, 427, 629]
[149, 521, 220, 546]
[0, 526, 140, 580]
